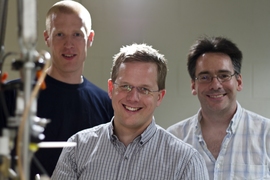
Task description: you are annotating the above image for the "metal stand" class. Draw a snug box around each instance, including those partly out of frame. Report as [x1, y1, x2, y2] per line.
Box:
[0, 0, 51, 179]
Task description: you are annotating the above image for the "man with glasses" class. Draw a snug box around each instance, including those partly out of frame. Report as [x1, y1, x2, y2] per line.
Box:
[51, 43, 209, 179]
[167, 36, 270, 179]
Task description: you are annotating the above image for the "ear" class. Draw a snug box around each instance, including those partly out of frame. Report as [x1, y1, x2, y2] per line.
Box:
[44, 30, 50, 47]
[108, 79, 113, 99]
[236, 74, 243, 91]
[191, 80, 197, 95]
[156, 89, 166, 107]
[87, 30, 95, 47]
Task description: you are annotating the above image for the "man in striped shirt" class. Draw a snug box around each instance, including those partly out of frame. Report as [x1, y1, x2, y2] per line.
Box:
[51, 43, 209, 180]
[167, 36, 270, 179]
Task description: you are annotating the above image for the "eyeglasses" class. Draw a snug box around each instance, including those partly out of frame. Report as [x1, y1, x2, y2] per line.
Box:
[195, 72, 237, 83]
[113, 82, 159, 95]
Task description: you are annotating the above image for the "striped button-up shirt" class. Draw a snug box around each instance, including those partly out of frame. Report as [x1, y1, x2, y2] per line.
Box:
[167, 102, 270, 180]
[51, 118, 209, 180]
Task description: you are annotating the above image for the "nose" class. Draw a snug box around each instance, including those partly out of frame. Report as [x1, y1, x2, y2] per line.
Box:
[64, 36, 74, 48]
[209, 76, 222, 90]
[212, 76, 223, 83]
[126, 87, 140, 101]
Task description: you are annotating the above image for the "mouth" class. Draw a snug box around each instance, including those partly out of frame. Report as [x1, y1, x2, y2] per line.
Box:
[62, 54, 76, 58]
[207, 94, 226, 98]
[123, 105, 142, 112]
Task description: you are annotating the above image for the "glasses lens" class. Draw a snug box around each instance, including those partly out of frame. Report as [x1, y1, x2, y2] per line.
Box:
[199, 74, 211, 83]
[137, 87, 150, 95]
[196, 73, 235, 83]
[217, 73, 233, 82]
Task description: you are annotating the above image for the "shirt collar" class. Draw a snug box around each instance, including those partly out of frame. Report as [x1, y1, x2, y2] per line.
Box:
[194, 101, 243, 135]
[229, 101, 243, 134]
[194, 110, 204, 141]
[139, 118, 157, 145]
[108, 116, 157, 145]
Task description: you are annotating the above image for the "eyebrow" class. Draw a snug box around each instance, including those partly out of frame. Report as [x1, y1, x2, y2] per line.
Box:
[117, 81, 153, 88]
[197, 70, 232, 75]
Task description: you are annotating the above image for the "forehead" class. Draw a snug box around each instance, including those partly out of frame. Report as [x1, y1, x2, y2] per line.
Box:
[51, 12, 82, 24]
[196, 52, 234, 73]
[50, 13, 86, 31]
[117, 62, 158, 85]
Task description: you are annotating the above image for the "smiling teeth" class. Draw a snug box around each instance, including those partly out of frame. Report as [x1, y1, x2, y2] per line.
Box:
[125, 106, 139, 111]
[64, 54, 74, 57]
[210, 95, 223, 98]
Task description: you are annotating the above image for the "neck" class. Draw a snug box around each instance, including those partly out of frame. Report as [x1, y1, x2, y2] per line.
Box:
[200, 109, 236, 129]
[46, 67, 83, 84]
[113, 120, 151, 147]
[200, 102, 237, 127]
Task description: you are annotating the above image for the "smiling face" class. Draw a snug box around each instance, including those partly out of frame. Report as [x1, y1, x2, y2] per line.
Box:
[44, 12, 94, 78]
[108, 61, 165, 134]
[192, 52, 243, 115]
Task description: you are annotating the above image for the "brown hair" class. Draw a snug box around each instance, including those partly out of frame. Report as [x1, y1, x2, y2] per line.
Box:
[111, 43, 168, 90]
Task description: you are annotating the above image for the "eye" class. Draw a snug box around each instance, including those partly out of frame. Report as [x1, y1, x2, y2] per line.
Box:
[120, 85, 132, 91]
[199, 75, 210, 81]
[138, 87, 150, 95]
[218, 73, 230, 80]
[74, 32, 81, 37]
[56, 33, 63, 37]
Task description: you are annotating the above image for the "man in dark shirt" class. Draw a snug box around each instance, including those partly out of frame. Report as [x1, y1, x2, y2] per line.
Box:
[0, 1, 114, 179]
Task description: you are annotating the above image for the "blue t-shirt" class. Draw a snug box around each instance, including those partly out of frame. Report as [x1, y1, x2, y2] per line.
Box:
[0, 75, 114, 179]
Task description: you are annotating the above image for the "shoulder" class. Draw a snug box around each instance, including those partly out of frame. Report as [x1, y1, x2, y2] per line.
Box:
[156, 128, 208, 178]
[83, 79, 108, 95]
[155, 126, 206, 168]
[77, 122, 110, 135]
[70, 122, 110, 142]
[242, 108, 270, 124]
[167, 115, 197, 134]
[156, 126, 197, 154]
[81, 79, 112, 102]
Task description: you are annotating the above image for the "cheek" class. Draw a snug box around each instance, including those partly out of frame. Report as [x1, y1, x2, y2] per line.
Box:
[50, 40, 61, 49]
[147, 96, 160, 107]
[79, 38, 88, 46]
[228, 81, 240, 91]
[111, 91, 125, 101]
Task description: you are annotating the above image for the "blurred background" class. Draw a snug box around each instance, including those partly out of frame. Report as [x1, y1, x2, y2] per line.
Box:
[3, 0, 270, 128]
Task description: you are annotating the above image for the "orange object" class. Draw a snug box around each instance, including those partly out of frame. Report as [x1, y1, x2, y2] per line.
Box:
[1, 72, 8, 83]
[36, 71, 46, 90]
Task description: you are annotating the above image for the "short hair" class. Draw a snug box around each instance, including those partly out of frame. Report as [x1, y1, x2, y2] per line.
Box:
[45, 0, 92, 35]
[187, 36, 243, 80]
[111, 43, 168, 90]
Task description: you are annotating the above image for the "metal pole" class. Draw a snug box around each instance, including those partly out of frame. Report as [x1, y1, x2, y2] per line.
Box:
[0, 0, 8, 74]
[17, 0, 37, 179]
[0, 0, 8, 48]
